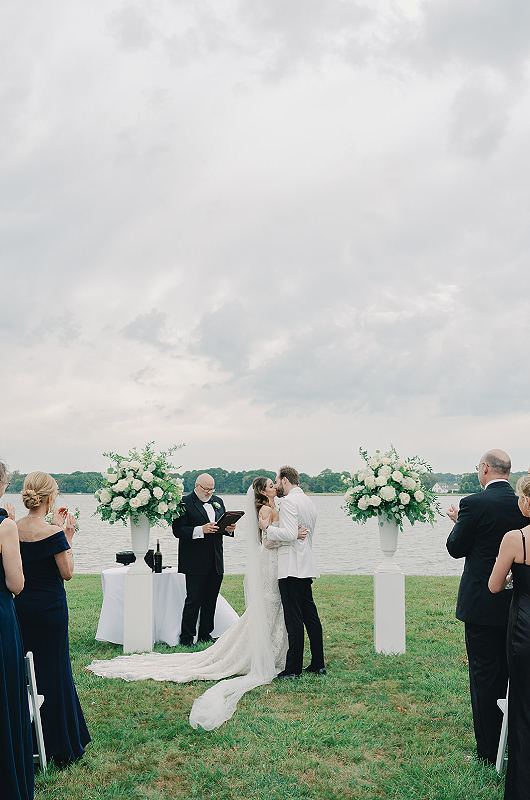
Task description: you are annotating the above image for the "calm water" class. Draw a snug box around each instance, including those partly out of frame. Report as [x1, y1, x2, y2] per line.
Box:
[3, 493, 466, 576]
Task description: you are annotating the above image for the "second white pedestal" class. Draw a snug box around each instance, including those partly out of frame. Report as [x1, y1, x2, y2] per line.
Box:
[374, 562, 406, 655]
[123, 569, 154, 654]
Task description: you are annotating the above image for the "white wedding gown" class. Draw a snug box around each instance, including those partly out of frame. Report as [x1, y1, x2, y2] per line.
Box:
[88, 489, 288, 730]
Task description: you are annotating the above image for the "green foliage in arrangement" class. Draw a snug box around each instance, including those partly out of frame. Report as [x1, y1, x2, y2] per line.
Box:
[37, 575, 506, 800]
[343, 447, 443, 531]
[95, 443, 185, 526]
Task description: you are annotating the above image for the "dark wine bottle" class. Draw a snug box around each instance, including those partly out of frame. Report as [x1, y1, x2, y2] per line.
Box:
[154, 539, 162, 573]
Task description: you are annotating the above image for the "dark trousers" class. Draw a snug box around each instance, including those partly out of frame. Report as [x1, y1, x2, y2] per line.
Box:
[180, 569, 223, 645]
[464, 622, 508, 763]
[279, 577, 325, 675]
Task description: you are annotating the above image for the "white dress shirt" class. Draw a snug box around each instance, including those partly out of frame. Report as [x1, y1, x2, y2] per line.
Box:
[192, 502, 215, 539]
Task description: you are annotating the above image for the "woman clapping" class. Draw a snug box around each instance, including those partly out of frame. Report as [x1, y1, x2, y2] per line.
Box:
[15, 471, 90, 767]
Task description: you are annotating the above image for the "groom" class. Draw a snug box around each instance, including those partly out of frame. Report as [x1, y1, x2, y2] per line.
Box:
[172, 473, 235, 646]
[260, 465, 325, 678]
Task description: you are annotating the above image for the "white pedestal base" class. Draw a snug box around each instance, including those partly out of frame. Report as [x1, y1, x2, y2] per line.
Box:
[374, 562, 406, 655]
[123, 570, 154, 654]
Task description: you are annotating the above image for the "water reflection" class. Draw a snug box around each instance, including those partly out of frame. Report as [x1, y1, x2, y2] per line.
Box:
[4, 493, 466, 576]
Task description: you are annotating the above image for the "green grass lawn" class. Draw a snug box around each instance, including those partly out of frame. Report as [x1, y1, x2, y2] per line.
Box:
[35, 575, 506, 800]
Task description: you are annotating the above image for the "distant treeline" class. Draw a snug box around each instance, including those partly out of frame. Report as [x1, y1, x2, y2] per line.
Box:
[6, 468, 529, 495]
[6, 468, 348, 495]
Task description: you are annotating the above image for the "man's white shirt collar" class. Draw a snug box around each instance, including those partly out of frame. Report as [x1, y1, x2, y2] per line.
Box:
[484, 479, 510, 489]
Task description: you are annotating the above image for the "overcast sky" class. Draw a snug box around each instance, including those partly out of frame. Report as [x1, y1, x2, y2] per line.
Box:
[1, 0, 529, 476]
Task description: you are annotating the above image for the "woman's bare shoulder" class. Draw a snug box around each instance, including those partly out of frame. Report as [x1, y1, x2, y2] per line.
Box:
[258, 505, 273, 519]
[0, 517, 19, 542]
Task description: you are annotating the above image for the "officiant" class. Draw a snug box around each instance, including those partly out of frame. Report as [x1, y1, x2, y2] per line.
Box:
[172, 474, 236, 646]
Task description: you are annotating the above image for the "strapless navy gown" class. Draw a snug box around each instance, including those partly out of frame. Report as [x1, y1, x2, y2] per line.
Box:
[505, 542, 530, 799]
[15, 531, 90, 766]
[0, 509, 34, 800]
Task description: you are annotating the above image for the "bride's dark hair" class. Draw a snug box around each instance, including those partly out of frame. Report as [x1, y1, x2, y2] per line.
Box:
[252, 477, 269, 518]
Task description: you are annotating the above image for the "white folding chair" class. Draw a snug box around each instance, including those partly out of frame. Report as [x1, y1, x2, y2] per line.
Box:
[25, 651, 47, 772]
[496, 683, 509, 775]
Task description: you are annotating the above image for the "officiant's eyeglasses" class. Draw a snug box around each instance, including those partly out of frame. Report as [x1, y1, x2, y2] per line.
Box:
[197, 483, 215, 493]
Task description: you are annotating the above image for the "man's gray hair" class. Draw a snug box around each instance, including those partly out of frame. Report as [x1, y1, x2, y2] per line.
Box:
[0, 460, 8, 484]
[484, 450, 511, 476]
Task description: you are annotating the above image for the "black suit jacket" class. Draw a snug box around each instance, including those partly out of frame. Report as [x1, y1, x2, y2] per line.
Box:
[171, 492, 231, 576]
[446, 481, 527, 626]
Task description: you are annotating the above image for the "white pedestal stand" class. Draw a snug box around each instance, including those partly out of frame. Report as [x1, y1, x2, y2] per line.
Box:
[123, 514, 154, 654]
[374, 515, 405, 655]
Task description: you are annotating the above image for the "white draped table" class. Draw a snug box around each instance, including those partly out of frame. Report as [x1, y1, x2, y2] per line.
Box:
[96, 566, 239, 646]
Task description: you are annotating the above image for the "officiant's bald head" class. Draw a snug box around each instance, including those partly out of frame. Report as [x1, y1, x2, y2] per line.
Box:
[194, 473, 215, 502]
[477, 449, 511, 488]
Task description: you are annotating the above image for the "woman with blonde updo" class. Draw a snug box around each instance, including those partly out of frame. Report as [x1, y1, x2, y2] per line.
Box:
[489, 474, 530, 799]
[15, 471, 90, 767]
[0, 461, 34, 799]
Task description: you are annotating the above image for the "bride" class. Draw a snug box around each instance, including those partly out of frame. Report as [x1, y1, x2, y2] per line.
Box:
[89, 477, 305, 730]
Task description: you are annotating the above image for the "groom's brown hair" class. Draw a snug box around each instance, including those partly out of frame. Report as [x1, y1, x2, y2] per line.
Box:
[279, 466, 300, 485]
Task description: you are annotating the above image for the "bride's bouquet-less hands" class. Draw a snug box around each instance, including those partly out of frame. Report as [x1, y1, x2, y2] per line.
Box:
[95, 443, 185, 526]
[343, 446, 442, 531]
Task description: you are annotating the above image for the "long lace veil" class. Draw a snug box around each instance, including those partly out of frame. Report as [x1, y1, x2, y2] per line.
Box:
[189, 485, 276, 730]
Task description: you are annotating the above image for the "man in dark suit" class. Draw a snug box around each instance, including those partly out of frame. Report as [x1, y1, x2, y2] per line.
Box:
[446, 449, 527, 764]
[172, 473, 235, 646]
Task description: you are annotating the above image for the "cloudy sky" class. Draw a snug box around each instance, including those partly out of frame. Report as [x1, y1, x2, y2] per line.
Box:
[1, 0, 529, 475]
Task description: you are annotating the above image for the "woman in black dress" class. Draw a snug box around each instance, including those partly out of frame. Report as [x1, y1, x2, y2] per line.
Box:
[489, 474, 530, 799]
[15, 471, 90, 767]
[0, 461, 34, 799]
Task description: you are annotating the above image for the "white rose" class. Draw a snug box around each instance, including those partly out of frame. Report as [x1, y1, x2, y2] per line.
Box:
[364, 475, 376, 489]
[106, 472, 118, 484]
[142, 471, 154, 483]
[147, 463, 157, 472]
[120, 460, 130, 470]
[381, 457, 392, 465]
[157, 502, 168, 514]
[114, 479, 128, 493]
[414, 490, 425, 502]
[368, 457, 380, 469]
[375, 475, 388, 487]
[132, 479, 143, 491]
[99, 488, 112, 505]
[153, 487, 164, 499]
[380, 485, 396, 502]
[357, 496, 370, 511]
[402, 477, 416, 491]
[409, 471, 419, 480]
[129, 497, 142, 509]
[369, 495, 382, 507]
[356, 472, 365, 483]
[391, 470, 403, 484]
[111, 496, 126, 511]
[399, 492, 411, 505]
[378, 465, 392, 478]
[169, 502, 177, 510]
[129, 460, 142, 471]
[138, 488, 151, 505]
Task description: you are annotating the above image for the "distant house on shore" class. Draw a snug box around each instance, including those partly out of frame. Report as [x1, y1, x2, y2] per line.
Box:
[433, 482, 450, 494]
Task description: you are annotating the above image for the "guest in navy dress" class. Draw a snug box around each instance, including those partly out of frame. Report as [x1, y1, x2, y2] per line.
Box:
[0, 461, 34, 799]
[489, 474, 530, 799]
[15, 471, 90, 767]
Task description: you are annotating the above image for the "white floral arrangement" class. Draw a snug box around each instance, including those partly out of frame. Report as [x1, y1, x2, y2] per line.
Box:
[95, 443, 185, 526]
[343, 447, 441, 530]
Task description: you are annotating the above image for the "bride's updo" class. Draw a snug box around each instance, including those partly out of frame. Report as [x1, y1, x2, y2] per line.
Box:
[22, 471, 59, 511]
[0, 460, 8, 487]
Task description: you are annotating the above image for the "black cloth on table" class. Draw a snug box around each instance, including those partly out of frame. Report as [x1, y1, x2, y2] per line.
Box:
[14, 531, 90, 767]
[0, 508, 34, 799]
